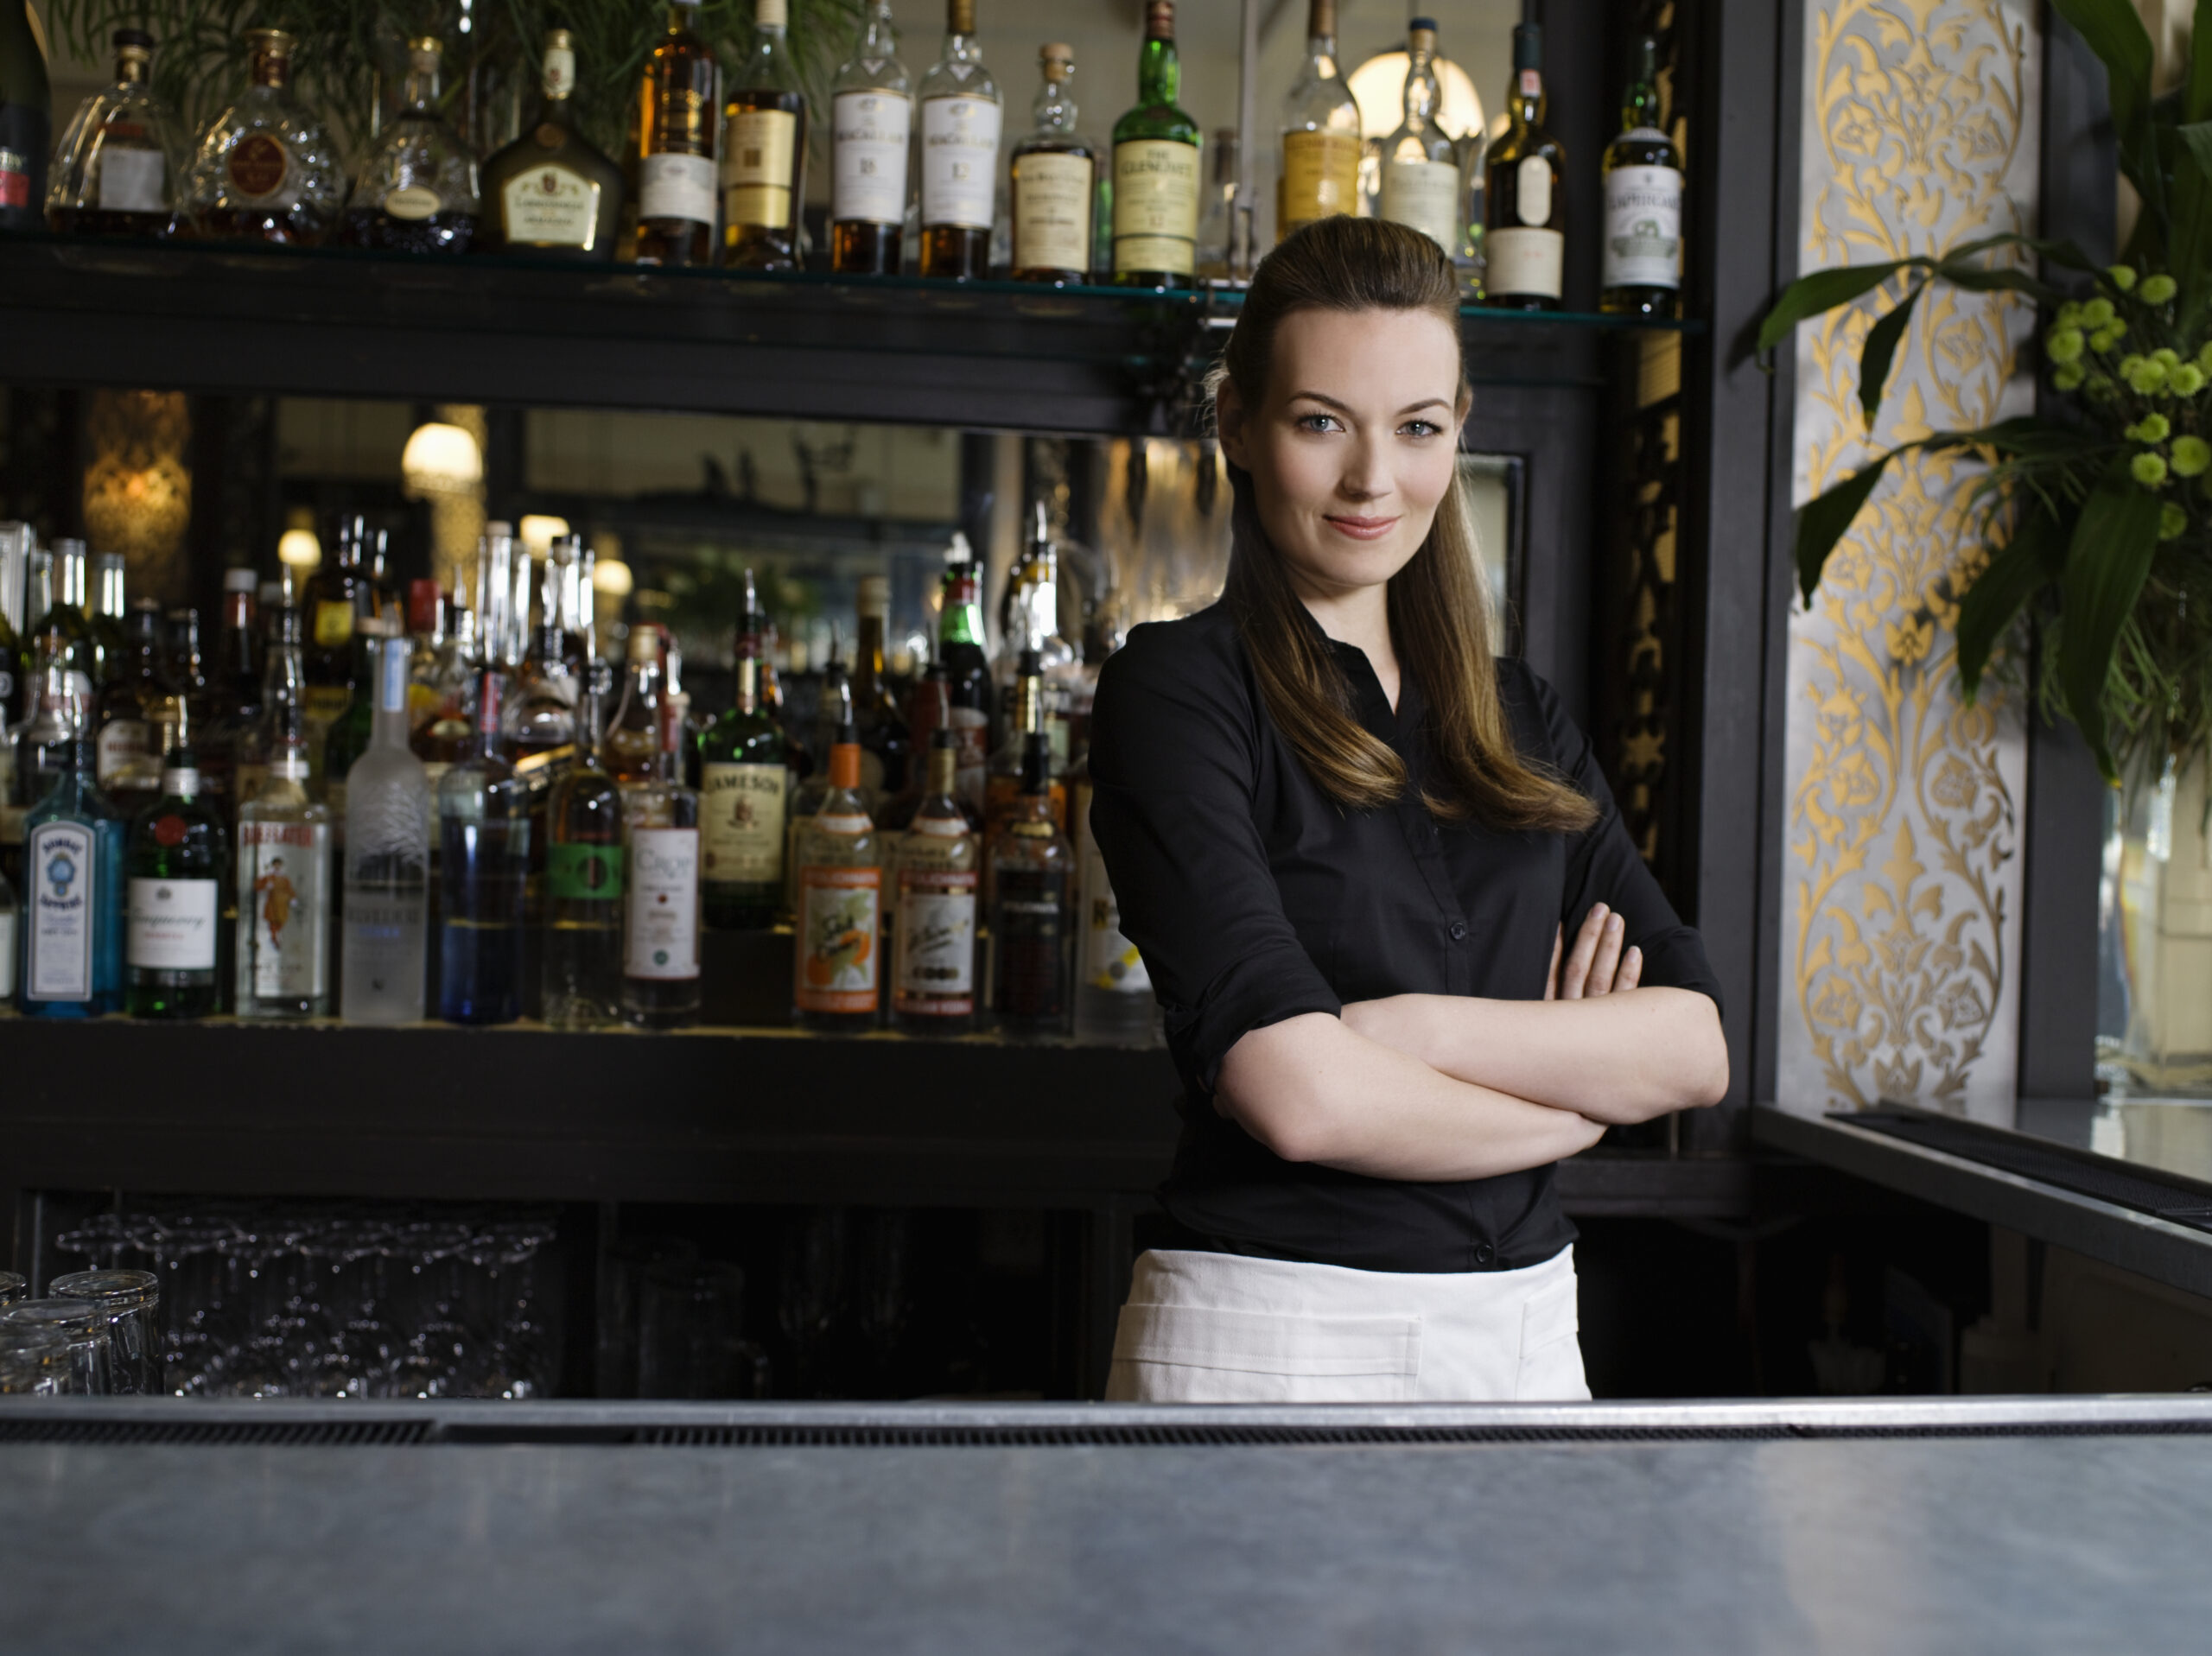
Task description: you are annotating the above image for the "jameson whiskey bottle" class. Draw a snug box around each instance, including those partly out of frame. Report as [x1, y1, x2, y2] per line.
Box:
[1111, 0, 1200, 288]
[481, 29, 625, 259]
[830, 0, 912, 276]
[635, 0, 719, 266]
[1010, 45, 1093, 283]
[1277, 0, 1357, 243]
[721, 0, 808, 271]
[918, 0, 1001, 280]
[701, 572, 788, 929]
[0, 0, 51, 235]
[793, 720, 882, 1029]
[1599, 35, 1682, 318]
[1377, 20, 1461, 256]
[1484, 23, 1566, 311]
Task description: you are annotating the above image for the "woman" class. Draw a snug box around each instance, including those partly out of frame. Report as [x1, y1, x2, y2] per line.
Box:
[1087, 217, 1729, 1404]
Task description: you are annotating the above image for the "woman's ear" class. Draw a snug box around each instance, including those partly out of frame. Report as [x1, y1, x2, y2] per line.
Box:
[1217, 382, 1249, 471]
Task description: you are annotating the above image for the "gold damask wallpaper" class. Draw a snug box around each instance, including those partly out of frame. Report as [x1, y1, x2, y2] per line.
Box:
[1782, 0, 2038, 1120]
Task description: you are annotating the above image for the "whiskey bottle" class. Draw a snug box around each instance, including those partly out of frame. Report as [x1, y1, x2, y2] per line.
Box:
[620, 695, 702, 1030]
[234, 697, 332, 1021]
[1111, 0, 1201, 288]
[831, 0, 913, 276]
[30, 541, 96, 697]
[480, 29, 624, 260]
[918, 0, 1001, 280]
[892, 727, 977, 1031]
[125, 748, 226, 1018]
[635, 0, 720, 266]
[46, 28, 187, 238]
[700, 570, 788, 930]
[1484, 24, 1566, 311]
[341, 37, 480, 255]
[543, 672, 624, 1029]
[1009, 45, 1093, 284]
[988, 729, 1071, 1033]
[721, 0, 809, 271]
[339, 634, 431, 1025]
[1599, 35, 1682, 319]
[1377, 21, 1461, 257]
[19, 675, 125, 1017]
[203, 569, 259, 813]
[794, 716, 882, 1029]
[302, 516, 381, 785]
[931, 550, 992, 809]
[985, 648, 1065, 840]
[183, 29, 345, 245]
[603, 626, 670, 788]
[852, 574, 912, 803]
[0, 0, 50, 236]
[436, 669, 527, 1025]
[95, 599, 169, 809]
[1277, 0, 1358, 243]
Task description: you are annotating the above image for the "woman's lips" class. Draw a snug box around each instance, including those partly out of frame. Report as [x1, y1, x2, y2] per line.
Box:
[1325, 514, 1400, 542]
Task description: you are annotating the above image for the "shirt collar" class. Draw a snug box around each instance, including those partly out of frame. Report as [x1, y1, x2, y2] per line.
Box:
[1294, 602, 1421, 746]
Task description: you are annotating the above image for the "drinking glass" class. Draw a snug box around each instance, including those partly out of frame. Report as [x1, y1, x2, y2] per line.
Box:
[0, 1271, 25, 1309]
[638, 1262, 771, 1399]
[601, 1236, 698, 1399]
[49, 1268, 162, 1395]
[3, 1300, 113, 1393]
[0, 1324, 70, 1394]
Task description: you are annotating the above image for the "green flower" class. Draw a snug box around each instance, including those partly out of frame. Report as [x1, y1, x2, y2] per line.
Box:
[2087, 373, 2119, 400]
[2053, 363, 2087, 391]
[2134, 451, 2171, 486]
[2161, 502, 2190, 540]
[2082, 297, 2117, 327]
[2174, 435, 2212, 476]
[2091, 325, 2125, 352]
[2110, 264, 2140, 292]
[2127, 358, 2171, 394]
[2176, 365, 2209, 396]
[2155, 347, 2183, 369]
[2129, 414, 2173, 442]
[2143, 274, 2180, 305]
[2056, 301, 2086, 329]
[2046, 327, 2086, 365]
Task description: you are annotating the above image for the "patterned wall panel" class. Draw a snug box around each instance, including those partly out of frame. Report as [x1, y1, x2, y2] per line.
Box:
[1781, 0, 2040, 1121]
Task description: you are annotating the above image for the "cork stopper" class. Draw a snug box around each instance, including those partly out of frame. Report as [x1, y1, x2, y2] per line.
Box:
[1144, 0, 1174, 42]
[1041, 42, 1073, 79]
[948, 0, 976, 35]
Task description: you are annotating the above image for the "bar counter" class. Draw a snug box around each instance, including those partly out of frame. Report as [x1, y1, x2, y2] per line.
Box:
[4, 1395, 2207, 1651]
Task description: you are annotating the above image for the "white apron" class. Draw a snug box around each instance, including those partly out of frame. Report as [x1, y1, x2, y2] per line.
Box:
[1105, 1245, 1590, 1404]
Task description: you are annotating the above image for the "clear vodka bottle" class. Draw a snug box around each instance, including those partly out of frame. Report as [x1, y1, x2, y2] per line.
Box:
[340, 635, 431, 1023]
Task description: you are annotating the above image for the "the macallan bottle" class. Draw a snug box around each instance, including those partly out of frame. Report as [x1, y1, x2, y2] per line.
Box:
[1484, 22, 1567, 311]
[721, 0, 809, 270]
[1010, 44, 1093, 284]
[480, 29, 625, 260]
[1110, 0, 1200, 288]
[1599, 35, 1682, 318]
[918, 0, 1001, 280]
[793, 719, 882, 1030]
[830, 0, 913, 275]
[1277, 0, 1358, 244]
[635, 0, 719, 266]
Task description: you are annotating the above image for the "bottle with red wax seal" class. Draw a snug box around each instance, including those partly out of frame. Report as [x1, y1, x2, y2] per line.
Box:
[125, 748, 229, 1018]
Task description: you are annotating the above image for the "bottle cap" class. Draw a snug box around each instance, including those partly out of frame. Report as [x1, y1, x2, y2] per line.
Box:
[224, 567, 257, 594]
[1408, 16, 1438, 31]
[1512, 22, 1542, 72]
[408, 37, 442, 71]
[753, 0, 787, 27]
[1041, 42, 1073, 67]
[858, 574, 890, 621]
[829, 730, 862, 790]
[407, 579, 442, 635]
[1144, 0, 1175, 41]
[628, 626, 661, 664]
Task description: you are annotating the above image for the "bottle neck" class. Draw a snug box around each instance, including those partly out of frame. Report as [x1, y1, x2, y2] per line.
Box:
[855, 615, 888, 695]
[1304, 34, 1338, 80]
[58, 554, 87, 612]
[735, 627, 762, 714]
[117, 48, 149, 86]
[1034, 68, 1074, 130]
[1512, 66, 1545, 129]
[1137, 35, 1179, 106]
[475, 671, 505, 760]
[942, 576, 983, 647]
[939, 28, 982, 68]
[403, 62, 440, 113]
[926, 744, 958, 798]
[1621, 77, 1659, 132]
[1405, 49, 1438, 124]
[250, 46, 291, 90]
[372, 639, 413, 750]
[861, 3, 898, 57]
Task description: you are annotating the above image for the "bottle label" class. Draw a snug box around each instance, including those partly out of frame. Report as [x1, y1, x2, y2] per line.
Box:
[1515, 154, 1554, 226]
[1079, 839, 1151, 994]
[921, 95, 1001, 231]
[702, 762, 787, 883]
[501, 164, 601, 247]
[128, 876, 219, 971]
[950, 707, 988, 809]
[385, 185, 442, 220]
[1013, 151, 1092, 271]
[548, 841, 625, 901]
[993, 865, 1066, 1017]
[895, 867, 976, 1014]
[1381, 157, 1462, 254]
[833, 91, 912, 225]
[227, 133, 292, 202]
[795, 864, 880, 1012]
[240, 820, 329, 1000]
[314, 601, 355, 649]
[0, 149, 29, 210]
[724, 108, 799, 229]
[96, 718, 150, 786]
[26, 821, 97, 1002]
[1601, 163, 1682, 290]
[98, 148, 166, 213]
[1486, 225, 1564, 299]
[639, 152, 717, 226]
[543, 46, 576, 99]
[1113, 139, 1199, 274]
[1281, 129, 1359, 231]
[340, 888, 426, 1011]
[626, 827, 700, 980]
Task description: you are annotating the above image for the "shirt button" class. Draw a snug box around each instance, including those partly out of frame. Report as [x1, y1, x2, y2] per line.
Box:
[1449, 922, 1468, 942]
[1474, 1243, 1496, 1266]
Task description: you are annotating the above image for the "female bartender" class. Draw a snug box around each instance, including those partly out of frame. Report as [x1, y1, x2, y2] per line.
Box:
[1087, 217, 1729, 1403]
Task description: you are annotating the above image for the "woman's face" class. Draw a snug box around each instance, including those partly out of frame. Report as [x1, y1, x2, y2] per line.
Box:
[1217, 306, 1467, 605]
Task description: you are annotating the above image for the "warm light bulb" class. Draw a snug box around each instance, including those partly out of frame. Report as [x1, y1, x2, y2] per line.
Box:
[401, 421, 484, 491]
[277, 528, 321, 568]
[592, 558, 634, 598]
[1346, 52, 1484, 143]
[518, 514, 571, 558]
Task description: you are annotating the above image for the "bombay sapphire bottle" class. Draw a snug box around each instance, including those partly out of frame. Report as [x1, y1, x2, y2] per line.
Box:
[19, 676, 125, 1017]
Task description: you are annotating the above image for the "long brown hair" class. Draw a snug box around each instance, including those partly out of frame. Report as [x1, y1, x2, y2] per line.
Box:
[1212, 216, 1595, 834]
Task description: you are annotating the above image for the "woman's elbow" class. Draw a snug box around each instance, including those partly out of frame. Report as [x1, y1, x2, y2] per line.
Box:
[1683, 996, 1730, 1107]
[1220, 1091, 1337, 1164]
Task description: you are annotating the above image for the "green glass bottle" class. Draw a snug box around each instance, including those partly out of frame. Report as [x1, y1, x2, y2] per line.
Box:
[125, 747, 228, 1018]
[1598, 35, 1682, 318]
[542, 672, 625, 1029]
[698, 570, 788, 930]
[1110, 0, 1200, 288]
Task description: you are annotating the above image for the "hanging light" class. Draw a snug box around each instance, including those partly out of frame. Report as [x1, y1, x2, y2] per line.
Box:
[1345, 52, 1484, 143]
[277, 528, 321, 568]
[401, 421, 483, 493]
[518, 514, 571, 558]
[592, 558, 634, 598]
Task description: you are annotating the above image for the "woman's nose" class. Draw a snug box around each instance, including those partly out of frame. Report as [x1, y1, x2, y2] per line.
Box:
[1338, 438, 1390, 501]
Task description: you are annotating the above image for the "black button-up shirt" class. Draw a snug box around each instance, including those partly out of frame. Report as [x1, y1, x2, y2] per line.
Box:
[1089, 603, 1721, 1274]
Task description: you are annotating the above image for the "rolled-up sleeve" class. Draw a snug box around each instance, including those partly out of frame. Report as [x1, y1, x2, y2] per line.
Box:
[1089, 624, 1342, 1094]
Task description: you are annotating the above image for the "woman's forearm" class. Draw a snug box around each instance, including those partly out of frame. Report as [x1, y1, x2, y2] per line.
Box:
[1216, 1012, 1608, 1181]
[1342, 989, 1729, 1125]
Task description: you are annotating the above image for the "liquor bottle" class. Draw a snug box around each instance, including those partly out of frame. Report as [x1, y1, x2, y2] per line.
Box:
[302, 516, 380, 784]
[1009, 45, 1093, 284]
[0, 0, 50, 235]
[125, 747, 226, 1018]
[930, 550, 991, 809]
[721, 0, 808, 270]
[1599, 35, 1683, 319]
[204, 568, 259, 809]
[411, 603, 480, 790]
[700, 571, 788, 930]
[339, 634, 431, 1025]
[183, 29, 346, 245]
[0, 522, 29, 737]
[852, 574, 912, 804]
[1111, 0, 1201, 289]
[89, 553, 128, 686]
[507, 548, 580, 765]
[233, 603, 306, 811]
[234, 682, 331, 1021]
[988, 730, 1070, 1033]
[995, 502, 1077, 754]
[167, 606, 213, 738]
[620, 695, 702, 1029]
[30, 541, 96, 696]
[985, 648, 1065, 837]
[480, 29, 624, 260]
[1484, 23, 1566, 312]
[793, 718, 881, 1028]
[95, 599, 169, 809]
[892, 727, 977, 1031]
[1277, 0, 1358, 243]
[542, 672, 624, 1029]
[341, 37, 480, 255]
[321, 615, 396, 828]
[1193, 128, 1237, 279]
[436, 669, 527, 1025]
[1377, 20, 1461, 257]
[18, 676, 124, 1017]
[635, 0, 719, 267]
[603, 626, 668, 788]
[830, 0, 912, 276]
[918, 0, 1001, 280]
[46, 28, 187, 238]
[0, 863, 14, 1001]
[1070, 736, 1154, 1044]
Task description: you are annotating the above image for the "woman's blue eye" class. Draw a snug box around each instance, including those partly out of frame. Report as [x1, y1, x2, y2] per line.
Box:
[1402, 420, 1441, 438]
[1297, 413, 1339, 433]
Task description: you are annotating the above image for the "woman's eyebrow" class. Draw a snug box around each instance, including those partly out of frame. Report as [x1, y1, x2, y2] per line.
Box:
[1286, 391, 1454, 416]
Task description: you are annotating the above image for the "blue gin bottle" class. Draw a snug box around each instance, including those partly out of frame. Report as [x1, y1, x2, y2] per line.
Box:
[19, 669, 125, 1016]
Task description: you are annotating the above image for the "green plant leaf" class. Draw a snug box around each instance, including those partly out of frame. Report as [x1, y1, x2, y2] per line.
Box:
[1757, 261, 1923, 356]
[2051, 0, 2164, 249]
[1858, 281, 1923, 428]
[2167, 120, 2212, 336]
[1796, 457, 1896, 602]
[2057, 458, 2165, 777]
[1932, 265, 2063, 302]
[2190, 0, 2212, 120]
[1956, 509, 2065, 701]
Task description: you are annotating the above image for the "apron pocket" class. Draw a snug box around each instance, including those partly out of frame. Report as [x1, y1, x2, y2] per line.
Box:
[1111, 1302, 1422, 1402]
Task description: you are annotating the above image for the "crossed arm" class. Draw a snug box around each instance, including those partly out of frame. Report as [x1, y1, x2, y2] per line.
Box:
[1214, 904, 1730, 1183]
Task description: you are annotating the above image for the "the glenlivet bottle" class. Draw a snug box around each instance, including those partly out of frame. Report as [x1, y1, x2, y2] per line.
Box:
[918, 0, 1001, 280]
[721, 0, 809, 270]
[830, 0, 912, 275]
[1111, 0, 1200, 288]
[1484, 23, 1566, 311]
[480, 29, 624, 260]
[1599, 35, 1682, 319]
[635, 0, 719, 266]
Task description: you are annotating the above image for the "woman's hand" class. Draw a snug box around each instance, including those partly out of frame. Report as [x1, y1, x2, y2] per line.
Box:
[1545, 904, 1643, 1000]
